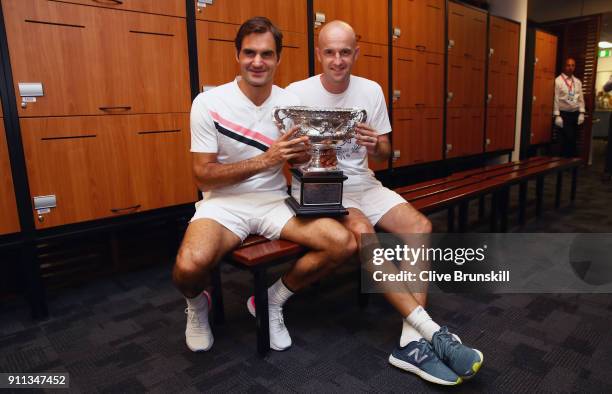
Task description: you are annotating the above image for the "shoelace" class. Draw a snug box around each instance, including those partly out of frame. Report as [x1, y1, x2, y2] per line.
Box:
[269, 307, 286, 333]
[432, 327, 460, 362]
[185, 307, 208, 330]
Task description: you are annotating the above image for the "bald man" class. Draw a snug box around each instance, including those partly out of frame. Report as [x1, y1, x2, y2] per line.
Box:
[287, 21, 483, 385]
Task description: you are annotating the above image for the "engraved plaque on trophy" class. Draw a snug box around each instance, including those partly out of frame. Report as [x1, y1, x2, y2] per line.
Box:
[274, 106, 367, 216]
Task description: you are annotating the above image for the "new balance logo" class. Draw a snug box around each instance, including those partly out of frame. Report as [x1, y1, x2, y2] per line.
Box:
[407, 348, 428, 363]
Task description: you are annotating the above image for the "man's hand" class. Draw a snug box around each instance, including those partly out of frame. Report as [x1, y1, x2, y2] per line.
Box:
[577, 113, 585, 125]
[354, 122, 379, 155]
[263, 126, 309, 167]
[554, 116, 564, 128]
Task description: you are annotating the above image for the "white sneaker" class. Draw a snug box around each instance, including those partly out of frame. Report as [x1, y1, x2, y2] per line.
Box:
[247, 296, 292, 351]
[185, 291, 213, 352]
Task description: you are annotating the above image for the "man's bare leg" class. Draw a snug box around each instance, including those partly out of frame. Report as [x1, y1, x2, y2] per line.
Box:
[172, 219, 241, 351]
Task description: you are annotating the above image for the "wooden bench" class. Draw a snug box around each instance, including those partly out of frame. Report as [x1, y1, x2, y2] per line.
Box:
[213, 156, 582, 356]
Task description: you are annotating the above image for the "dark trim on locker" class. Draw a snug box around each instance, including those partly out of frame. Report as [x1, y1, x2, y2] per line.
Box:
[0, 3, 48, 318]
[186, 0, 200, 99]
[483, 12, 490, 154]
[520, 27, 536, 159]
[387, 0, 393, 173]
[443, 0, 449, 160]
[448, 0, 489, 13]
[489, 14, 521, 25]
[307, 0, 314, 77]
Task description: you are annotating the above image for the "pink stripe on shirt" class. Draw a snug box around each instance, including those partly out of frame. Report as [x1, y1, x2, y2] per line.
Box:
[209, 110, 275, 146]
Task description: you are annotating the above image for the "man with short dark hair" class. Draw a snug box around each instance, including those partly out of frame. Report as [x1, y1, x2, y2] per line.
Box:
[554, 57, 586, 157]
[173, 17, 356, 353]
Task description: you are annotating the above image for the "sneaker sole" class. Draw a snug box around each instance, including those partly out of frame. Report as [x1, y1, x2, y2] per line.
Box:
[460, 349, 484, 380]
[246, 297, 291, 352]
[389, 355, 462, 386]
[186, 336, 214, 352]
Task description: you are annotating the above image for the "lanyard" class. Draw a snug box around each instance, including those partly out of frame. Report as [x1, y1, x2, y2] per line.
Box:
[562, 75, 574, 93]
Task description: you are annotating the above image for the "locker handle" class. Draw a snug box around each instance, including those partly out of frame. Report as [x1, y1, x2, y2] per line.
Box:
[416, 45, 426, 52]
[93, 0, 123, 4]
[111, 204, 141, 214]
[99, 105, 132, 112]
[356, 34, 362, 42]
[415, 103, 426, 107]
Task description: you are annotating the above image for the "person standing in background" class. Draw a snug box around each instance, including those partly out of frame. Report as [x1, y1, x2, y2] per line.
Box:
[553, 57, 586, 157]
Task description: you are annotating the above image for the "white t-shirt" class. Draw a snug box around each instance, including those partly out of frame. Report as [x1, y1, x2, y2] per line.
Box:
[191, 78, 300, 197]
[286, 75, 391, 187]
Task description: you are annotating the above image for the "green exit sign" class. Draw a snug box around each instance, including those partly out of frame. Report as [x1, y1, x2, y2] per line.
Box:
[599, 49, 611, 58]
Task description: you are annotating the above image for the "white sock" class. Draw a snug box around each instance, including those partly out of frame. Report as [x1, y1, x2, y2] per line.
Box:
[268, 278, 294, 308]
[186, 292, 208, 311]
[400, 320, 423, 347]
[406, 305, 441, 342]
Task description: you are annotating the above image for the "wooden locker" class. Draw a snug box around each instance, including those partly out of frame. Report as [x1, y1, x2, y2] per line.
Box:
[447, 56, 467, 108]
[489, 17, 505, 68]
[20, 114, 196, 229]
[313, 0, 388, 45]
[446, 108, 483, 158]
[391, 108, 420, 167]
[465, 7, 487, 61]
[57, 0, 186, 17]
[501, 68, 518, 108]
[0, 121, 20, 235]
[275, 32, 309, 88]
[393, 48, 419, 108]
[3, 0, 190, 117]
[393, 49, 444, 108]
[392, 0, 445, 54]
[197, 21, 241, 89]
[348, 43, 389, 104]
[448, 2, 486, 61]
[485, 107, 500, 151]
[195, 0, 307, 34]
[466, 60, 485, 107]
[125, 114, 196, 212]
[487, 63, 503, 108]
[499, 108, 516, 150]
[419, 108, 444, 163]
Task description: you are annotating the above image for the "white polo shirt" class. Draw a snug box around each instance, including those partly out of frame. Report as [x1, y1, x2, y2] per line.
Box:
[286, 75, 391, 187]
[191, 78, 300, 197]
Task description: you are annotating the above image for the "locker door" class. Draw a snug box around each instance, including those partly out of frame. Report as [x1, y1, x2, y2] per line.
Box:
[466, 60, 485, 108]
[351, 43, 389, 104]
[447, 57, 466, 108]
[391, 108, 420, 167]
[420, 108, 444, 163]
[485, 107, 501, 152]
[61, 0, 186, 17]
[0, 122, 20, 235]
[448, 2, 468, 59]
[313, 0, 388, 45]
[392, 0, 418, 50]
[276, 32, 309, 87]
[393, 48, 420, 109]
[197, 21, 240, 89]
[422, 52, 444, 107]
[420, 0, 445, 54]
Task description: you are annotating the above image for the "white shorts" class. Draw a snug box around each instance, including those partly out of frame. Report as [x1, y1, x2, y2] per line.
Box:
[190, 191, 295, 241]
[343, 177, 406, 225]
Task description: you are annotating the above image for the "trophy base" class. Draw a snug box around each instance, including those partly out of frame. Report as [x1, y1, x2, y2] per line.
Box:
[285, 197, 348, 217]
[288, 168, 348, 217]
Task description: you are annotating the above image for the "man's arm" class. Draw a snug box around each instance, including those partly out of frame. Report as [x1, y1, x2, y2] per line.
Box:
[193, 127, 308, 191]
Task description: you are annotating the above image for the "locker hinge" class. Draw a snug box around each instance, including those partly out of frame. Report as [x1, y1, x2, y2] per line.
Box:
[314, 12, 326, 29]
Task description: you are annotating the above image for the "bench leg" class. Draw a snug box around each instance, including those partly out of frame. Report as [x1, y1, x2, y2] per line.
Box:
[536, 176, 544, 217]
[555, 171, 563, 209]
[490, 192, 498, 232]
[458, 201, 469, 232]
[447, 206, 455, 233]
[210, 264, 225, 325]
[22, 241, 48, 320]
[499, 187, 510, 233]
[518, 181, 527, 226]
[254, 269, 270, 357]
[478, 196, 485, 221]
[571, 167, 578, 202]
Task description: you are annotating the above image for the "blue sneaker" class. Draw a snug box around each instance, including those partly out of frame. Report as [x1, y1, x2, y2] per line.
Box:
[432, 327, 483, 379]
[389, 338, 462, 385]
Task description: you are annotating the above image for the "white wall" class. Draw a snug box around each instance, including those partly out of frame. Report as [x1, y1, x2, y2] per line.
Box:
[489, 0, 529, 161]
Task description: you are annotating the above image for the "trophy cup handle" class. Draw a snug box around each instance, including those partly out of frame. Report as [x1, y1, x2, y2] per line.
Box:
[273, 107, 289, 130]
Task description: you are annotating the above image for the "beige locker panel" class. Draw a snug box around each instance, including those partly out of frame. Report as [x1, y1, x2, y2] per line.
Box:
[0, 121, 20, 235]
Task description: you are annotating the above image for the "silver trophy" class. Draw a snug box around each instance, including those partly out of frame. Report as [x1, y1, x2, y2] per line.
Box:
[273, 106, 367, 216]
